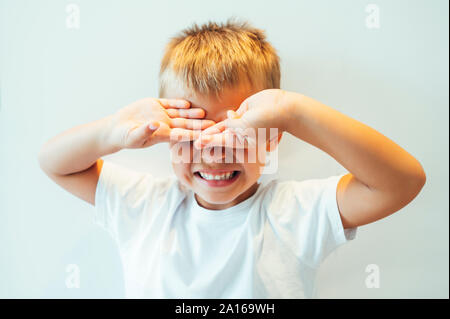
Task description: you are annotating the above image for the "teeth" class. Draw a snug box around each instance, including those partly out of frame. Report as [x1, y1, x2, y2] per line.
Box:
[198, 171, 235, 180]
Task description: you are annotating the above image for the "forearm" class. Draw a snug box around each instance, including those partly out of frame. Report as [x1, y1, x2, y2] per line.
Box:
[38, 115, 119, 175]
[284, 92, 426, 192]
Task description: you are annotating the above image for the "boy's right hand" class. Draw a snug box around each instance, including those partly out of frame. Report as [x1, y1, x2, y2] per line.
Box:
[106, 98, 215, 150]
[39, 97, 214, 206]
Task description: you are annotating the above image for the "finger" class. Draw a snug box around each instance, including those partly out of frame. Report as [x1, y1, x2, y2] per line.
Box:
[202, 121, 227, 135]
[201, 117, 247, 135]
[148, 121, 160, 131]
[227, 110, 239, 119]
[228, 126, 259, 148]
[166, 108, 206, 119]
[170, 118, 215, 130]
[158, 98, 191, 109]
[149, 121, 171, 143]
[235, 100, 249, 117]
[169, 128, 202, 142]
[194, 131, 247, 149]
[127, 120, 159, 147]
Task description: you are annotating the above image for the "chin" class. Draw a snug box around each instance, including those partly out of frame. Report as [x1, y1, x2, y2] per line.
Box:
[196, 190, 239, 205]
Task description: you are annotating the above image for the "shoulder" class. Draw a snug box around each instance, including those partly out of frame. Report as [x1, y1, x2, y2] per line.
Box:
[98, 160, 186, 204]
[259, 174, 345, 210]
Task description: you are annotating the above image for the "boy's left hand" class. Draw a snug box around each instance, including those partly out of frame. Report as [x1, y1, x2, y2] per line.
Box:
[194, 89, 291, 149]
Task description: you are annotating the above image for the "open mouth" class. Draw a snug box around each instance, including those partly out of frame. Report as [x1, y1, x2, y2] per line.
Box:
[193, 170, 241, 187]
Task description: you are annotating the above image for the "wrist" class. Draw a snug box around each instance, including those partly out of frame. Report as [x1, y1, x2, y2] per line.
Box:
[279, 90, 305, 133]
[97, 115, 122, 154]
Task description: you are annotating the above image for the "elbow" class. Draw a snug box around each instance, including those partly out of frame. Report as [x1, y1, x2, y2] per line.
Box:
[37, 143, 50, 174]
[386, 166, 426, 215]
[405, 162, 427, 199]
[37, 146, 44, 169]
[418, 169, 427, 189]
[414, 162, 427, 190]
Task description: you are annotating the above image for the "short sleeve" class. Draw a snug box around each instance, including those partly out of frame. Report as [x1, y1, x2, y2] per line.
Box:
[94, 160, 175, 243]
[266, 174, 357, 269]
[323, 175, 357, 247]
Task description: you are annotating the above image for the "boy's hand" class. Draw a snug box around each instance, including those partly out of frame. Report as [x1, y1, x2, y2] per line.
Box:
[194, 89, 290, 149]
[106, 98, 215, 150]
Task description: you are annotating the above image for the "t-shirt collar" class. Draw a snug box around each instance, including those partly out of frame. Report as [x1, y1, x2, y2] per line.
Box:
[189, 183, 262, 222]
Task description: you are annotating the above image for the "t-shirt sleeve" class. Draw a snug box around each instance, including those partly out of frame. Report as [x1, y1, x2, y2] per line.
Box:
[267, 174, 357, 269]
[93, 160, 173, 243]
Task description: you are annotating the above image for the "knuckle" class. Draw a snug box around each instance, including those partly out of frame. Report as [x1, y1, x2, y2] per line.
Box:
[167, 109, 177, 117]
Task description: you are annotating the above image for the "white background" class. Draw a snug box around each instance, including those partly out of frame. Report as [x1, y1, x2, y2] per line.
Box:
[1, 0, 448, 298]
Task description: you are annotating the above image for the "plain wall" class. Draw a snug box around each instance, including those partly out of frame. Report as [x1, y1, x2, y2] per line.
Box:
[1, 0, 448, 298]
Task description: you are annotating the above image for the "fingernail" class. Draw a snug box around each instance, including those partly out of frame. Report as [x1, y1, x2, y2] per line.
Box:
[227, 110, 236, 119]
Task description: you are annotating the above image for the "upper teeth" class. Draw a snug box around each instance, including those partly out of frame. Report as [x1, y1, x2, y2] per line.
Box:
[198, 172, 235, 180]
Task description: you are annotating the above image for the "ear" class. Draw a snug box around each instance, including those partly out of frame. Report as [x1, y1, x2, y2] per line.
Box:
[266, 133, 283, 152]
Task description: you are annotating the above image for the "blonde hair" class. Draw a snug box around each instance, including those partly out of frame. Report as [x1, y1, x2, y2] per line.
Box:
[158, 18, 281, 99]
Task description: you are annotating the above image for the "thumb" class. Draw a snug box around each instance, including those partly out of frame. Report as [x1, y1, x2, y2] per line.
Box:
[130, 121, 160, 145]
[227, 110, 239, 119]
[126, 120, 160, 148]
[235, 99, 249, 117]
[148, 120, 160, 132]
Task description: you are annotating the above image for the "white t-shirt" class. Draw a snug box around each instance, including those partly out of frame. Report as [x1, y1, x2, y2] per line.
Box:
[94, 161, 356, 298]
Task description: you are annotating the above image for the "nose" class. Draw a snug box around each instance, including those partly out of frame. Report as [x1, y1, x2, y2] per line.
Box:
[199, 146, 233, 164]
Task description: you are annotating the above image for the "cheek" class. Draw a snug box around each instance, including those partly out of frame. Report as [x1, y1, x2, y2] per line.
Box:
[238, 148, 265, 183]
[169, 141, 194, 164]
[241, 162, 262, 183]
[241, 147, 266, 168]
[171, 162, 193, 186]
[236, 146, 267, 164]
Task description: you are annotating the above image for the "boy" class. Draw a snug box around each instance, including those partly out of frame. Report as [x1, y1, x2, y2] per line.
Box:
[38, 20, 426, 298]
